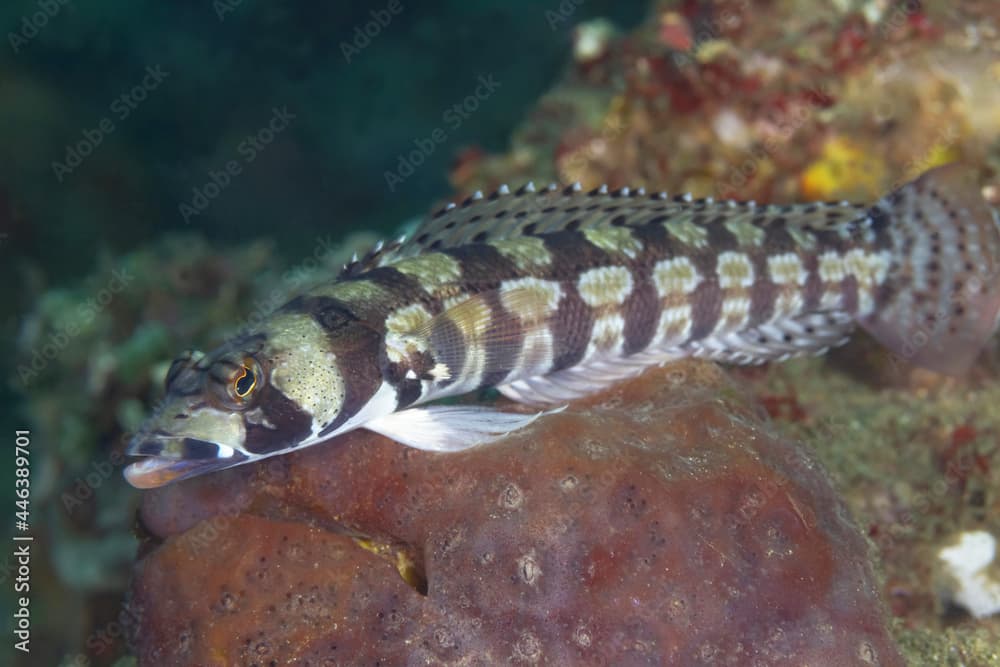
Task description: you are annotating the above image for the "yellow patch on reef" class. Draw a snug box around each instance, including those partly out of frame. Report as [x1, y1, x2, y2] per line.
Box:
[583, 227, 644, 259]
[354, 538, 426, 592]
[490, 237, 552, 270]
[392, 252, 462, 291]
[903, 139, 960, 183]
[800, 137, 885, 201]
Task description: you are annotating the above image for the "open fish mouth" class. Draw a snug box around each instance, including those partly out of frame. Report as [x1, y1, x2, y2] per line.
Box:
[124, 436, 248, 489]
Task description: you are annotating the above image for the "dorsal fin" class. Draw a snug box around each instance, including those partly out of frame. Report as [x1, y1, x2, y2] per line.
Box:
[360, 182, 874, 269]
[339, 236, 405, 278]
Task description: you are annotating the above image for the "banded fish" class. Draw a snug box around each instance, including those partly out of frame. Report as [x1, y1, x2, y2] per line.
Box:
[124, 164, 1000, 488]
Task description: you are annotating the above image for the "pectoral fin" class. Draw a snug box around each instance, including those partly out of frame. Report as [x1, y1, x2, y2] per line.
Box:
[363, 404, 564, 452]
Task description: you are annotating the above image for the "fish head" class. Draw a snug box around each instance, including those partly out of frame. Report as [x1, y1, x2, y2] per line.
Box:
[124, 338, 266, 488]
[124, 307, 391, 489]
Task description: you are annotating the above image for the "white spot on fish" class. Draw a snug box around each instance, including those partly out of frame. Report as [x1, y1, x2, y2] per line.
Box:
[577, 266, 634, 307]
[716, 251, 755, 289]
[655, 304, 693, 346]
[653, 257, 701, 296]
[767, 253, 808, 286]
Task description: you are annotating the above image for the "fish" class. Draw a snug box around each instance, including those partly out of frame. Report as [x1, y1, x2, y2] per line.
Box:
[124, 164, 1000, 488]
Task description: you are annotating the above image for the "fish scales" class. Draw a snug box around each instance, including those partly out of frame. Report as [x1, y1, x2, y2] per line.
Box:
[124, 164, 1000, 488]
[323, 194, 880, 397]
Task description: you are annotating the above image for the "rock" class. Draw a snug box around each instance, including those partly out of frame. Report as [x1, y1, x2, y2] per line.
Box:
[129, 361, 902, 665]
[937, 530, 1000, 620]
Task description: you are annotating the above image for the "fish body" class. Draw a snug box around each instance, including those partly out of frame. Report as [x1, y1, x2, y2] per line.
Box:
[125, 164, 1000, 488]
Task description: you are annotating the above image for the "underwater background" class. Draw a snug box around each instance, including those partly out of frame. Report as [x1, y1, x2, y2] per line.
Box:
[3, 0, 1000, 665]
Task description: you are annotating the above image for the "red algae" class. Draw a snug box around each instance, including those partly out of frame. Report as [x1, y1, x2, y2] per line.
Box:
[130, 362, 903, 665]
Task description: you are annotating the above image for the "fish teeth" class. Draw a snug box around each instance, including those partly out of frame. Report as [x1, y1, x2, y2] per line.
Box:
[518, 181, 536, 195]
[598, 184, 609, 195]
[472, 190, 484, 200]
[498, 184, 510, 195]
[445, 202, 456, 211]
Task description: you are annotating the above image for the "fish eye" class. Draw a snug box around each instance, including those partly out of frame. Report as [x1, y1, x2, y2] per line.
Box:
[232, 359, 259, 400]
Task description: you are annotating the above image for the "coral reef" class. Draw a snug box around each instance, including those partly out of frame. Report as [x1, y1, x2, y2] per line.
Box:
[455, 0, 1000, 207]
[130, 362, 902, 665]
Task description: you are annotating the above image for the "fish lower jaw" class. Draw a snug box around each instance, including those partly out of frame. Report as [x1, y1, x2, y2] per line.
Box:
[124, 451, 248, 489]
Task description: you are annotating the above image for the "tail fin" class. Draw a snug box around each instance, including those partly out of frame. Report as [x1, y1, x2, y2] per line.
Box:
[859, 164, 1000, 374]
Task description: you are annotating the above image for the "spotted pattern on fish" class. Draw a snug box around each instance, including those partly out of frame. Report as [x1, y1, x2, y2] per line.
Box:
[124, 165, 1000, 488]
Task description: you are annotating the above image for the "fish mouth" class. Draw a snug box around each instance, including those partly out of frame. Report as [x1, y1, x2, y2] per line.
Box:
[124, 436, 248, 489]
